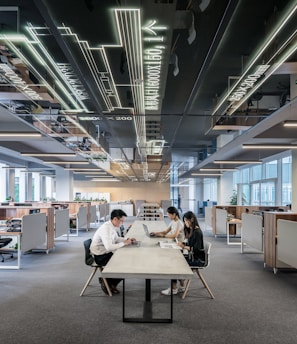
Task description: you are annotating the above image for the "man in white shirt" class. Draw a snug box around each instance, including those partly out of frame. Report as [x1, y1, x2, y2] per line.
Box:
[90, 209, 135, 294]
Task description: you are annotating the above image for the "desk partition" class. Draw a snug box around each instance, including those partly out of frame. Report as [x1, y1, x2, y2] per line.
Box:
[277, 219, 297, 269]
[22, 212, 47, 253]
[241, 213, 263, 253]
[55, 208, 70, 239]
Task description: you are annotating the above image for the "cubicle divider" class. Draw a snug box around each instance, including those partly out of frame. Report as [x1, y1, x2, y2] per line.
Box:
[55, 208, 70, 240]
[0, 205, 55, 252]
[204, 207, 213, 231]
[215, 208, 228, 236]
[22, 212, 48, 253]
[277, 219, 297, 270]
[89, 205, 98, 228]
[241, 213, 263, 253]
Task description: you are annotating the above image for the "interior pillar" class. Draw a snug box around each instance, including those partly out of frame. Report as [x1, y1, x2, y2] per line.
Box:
[55, 168, 73, 201]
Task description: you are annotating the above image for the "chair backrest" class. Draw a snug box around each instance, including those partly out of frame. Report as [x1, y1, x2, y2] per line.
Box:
[202, 241, 212, 268]
[83, 238, 95, 266]
[0, 238, 13, 248]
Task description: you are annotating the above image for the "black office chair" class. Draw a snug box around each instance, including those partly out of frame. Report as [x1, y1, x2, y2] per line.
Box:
[0, 237, 13, 262]
[182, 241, 215, 299]
[80, 238, 112, 297]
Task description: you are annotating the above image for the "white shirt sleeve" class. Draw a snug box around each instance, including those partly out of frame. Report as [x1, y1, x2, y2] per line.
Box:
[101, 224, 125, 251]
[90, 221, 125, 255]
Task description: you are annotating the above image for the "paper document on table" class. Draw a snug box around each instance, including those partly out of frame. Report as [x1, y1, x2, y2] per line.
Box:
[159, 241, 181, 249]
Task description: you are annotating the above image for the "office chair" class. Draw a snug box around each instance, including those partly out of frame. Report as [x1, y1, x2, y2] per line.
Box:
[80, 238, 112, 297]
[182, 241, 215, 299]
[0, 237, 13, 262]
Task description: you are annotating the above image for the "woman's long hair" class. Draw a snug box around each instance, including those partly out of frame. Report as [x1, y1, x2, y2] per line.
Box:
[183, 211, 200, 238]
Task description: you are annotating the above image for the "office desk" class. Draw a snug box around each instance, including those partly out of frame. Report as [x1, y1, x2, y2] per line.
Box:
[0, 231, 22, 269]
[102, 220, 193, 323]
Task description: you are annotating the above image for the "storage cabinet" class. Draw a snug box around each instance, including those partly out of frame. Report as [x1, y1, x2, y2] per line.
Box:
[137, 203, 163, 221]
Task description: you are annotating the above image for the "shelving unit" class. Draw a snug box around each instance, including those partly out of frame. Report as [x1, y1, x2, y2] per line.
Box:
[137, 203, 163, 221]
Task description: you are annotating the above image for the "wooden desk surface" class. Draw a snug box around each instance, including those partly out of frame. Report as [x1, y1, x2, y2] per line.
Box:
[102, 220, 193, 280]
[0, 230, 22, 236]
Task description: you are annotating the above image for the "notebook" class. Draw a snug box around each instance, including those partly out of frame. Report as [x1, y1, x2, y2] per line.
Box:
[143, 223, 156, 237]
[159, 238, 181, 250]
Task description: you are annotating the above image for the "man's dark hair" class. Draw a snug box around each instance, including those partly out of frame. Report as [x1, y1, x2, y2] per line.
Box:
[110, 209, 127, 220]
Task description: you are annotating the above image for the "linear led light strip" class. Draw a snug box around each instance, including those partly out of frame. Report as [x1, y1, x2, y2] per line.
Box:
[227, 33, 297, 116]
[115, 9, 147, 161]
[21, 153, 76, 157]
[59, 25, 122, 112]
[1, 31, 121, 171]
[44, 161, 89, 164]
[284, 121, 297, 127]
[211, 2, 297, 116]
[191, 173, 222, 176]
[200, 168, 237, 171]
[2, 35, 84, 112]
[0, 132, 41, 137]
[214, 160, 262, 164]
[242, 144, 297, 149]
[91, 179, 120, 182]
[115, 9, 145, 115]
[26, 24, 88, 111]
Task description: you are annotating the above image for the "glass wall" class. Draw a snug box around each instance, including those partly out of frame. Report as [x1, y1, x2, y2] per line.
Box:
[234, 153, 292, 206]
[282, 155, 292, 205]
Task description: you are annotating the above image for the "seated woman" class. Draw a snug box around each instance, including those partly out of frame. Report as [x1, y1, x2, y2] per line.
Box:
[161, 210, 205, 295]
[150, 206, 184, 241]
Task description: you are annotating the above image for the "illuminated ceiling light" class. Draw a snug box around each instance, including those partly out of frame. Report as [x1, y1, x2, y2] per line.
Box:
[283, 121, 297, 127]
[0, 132, 41, 137]
[211, 2, 297, 117]
[74, 171, 106, 175]
[242, 144, 297, 149]
[44, 161, 89, 164]
[191, 173, 222, 176]
[212, 125, 252, 131]
[64, 168, 103, 171]
[214, 160, 263, 164]
[200, 168, 238, 172]
[2, 166, 27, 169]
[84, 173, 107, 176]
[21, 153, 76, 157]
[91, 178, 120, 182]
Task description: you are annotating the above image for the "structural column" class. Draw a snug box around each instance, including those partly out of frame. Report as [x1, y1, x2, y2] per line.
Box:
[55, 168, 74, 201]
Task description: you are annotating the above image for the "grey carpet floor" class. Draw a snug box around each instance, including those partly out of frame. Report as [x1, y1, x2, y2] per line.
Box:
[1, 219, 297, 344]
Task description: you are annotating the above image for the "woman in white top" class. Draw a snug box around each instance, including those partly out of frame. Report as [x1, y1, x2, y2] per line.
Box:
[151, 206, 184, 241]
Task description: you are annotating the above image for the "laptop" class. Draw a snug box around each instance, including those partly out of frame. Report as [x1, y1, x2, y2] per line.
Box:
[143, 223, 156, 237]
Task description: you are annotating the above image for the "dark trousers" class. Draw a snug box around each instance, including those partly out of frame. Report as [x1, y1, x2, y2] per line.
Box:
[94, 252, 122, 287]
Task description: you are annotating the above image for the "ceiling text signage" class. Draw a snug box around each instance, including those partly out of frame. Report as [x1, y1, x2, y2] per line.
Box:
[143, 20, 167, 111]
[228, 64, 270, 103]
[56, 63, 90, 101]
[0, 63, 43, 100]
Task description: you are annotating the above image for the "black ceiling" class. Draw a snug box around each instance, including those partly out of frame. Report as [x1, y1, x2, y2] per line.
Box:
[0, 0, 296, 181]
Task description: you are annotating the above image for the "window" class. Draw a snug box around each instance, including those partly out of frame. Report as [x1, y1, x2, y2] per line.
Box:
[251, 165, 262, 181]
[282, 156, 292, 205]
[264, 160, 277, 179]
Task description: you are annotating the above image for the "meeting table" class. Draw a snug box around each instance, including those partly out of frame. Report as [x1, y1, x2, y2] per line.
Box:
[102, 220, 193, 323]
